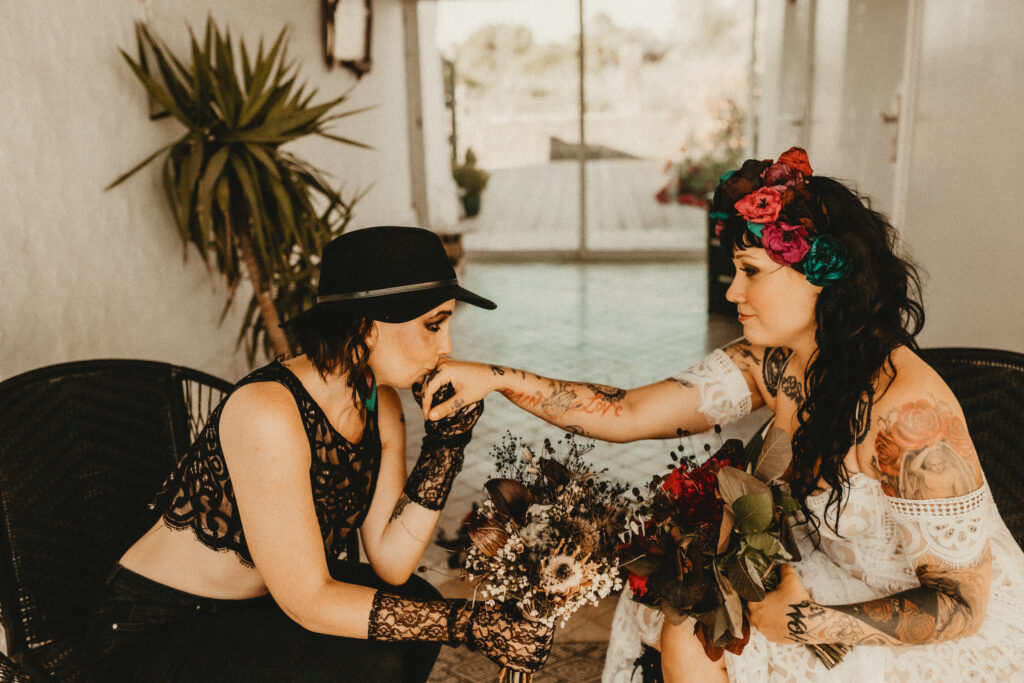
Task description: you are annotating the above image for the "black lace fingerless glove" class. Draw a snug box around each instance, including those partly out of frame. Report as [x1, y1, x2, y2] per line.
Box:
[367, 592, 554, 673]
[403, 381, 484, 510]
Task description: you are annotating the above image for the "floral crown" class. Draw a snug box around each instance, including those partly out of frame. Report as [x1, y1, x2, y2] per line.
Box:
[709, 147, 850, 286]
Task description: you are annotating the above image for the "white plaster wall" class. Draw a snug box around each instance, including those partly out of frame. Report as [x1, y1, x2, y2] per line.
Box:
[418, 2, 462, 233]
[900, 1, 1024, 351]
[0, 0, 421, 382]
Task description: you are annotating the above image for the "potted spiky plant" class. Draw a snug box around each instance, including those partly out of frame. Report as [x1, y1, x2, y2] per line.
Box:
[108, 19, 369, 362]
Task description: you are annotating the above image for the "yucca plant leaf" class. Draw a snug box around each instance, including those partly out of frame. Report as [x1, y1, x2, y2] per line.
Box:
[195, 146, 231, 253]
[232, 152, 274, 269]
[244, 143, 282, 180]
[112, 17, 366, 364]
[106, 141, 177, 190]
[240, 38, 253, 88]
[316, 131, 373, 149]
[118, 49, 189, 124]
[188, 30, 213, 122]
[161, 152, 190, 249]
[237, 28, 287, 127]
[177, 136, 205, 208]
[138, 26, 199, 128]
[319, 105, 377, 124]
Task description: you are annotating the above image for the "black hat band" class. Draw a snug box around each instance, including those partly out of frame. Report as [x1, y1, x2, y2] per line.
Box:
[316, 278, 460, 303]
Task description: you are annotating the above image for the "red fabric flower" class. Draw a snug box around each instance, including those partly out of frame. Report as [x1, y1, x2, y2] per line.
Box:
[761, 222, 811, 265]
[628, 573, 649, 597]
[734, 187, 782, 223]
[777, 147, 813, 176]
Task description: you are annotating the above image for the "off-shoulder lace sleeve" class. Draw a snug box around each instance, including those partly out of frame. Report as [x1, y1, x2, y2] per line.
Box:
[671, 349, 752, 426]
[885, 483, 993, 569]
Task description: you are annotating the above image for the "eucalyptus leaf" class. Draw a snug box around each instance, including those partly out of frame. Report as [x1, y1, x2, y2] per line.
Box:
[713, 562, 744, 640]
[732, 492, 774, 534]
[745, 531, 787, 558]
[753, 426, 794, 483]
[717, 505, 734, 555]
[727, 555, 765, 602]
[717, 466, 770, 506]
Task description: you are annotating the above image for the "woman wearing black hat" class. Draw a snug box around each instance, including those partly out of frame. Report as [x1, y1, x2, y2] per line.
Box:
[84, 227, 552, 681]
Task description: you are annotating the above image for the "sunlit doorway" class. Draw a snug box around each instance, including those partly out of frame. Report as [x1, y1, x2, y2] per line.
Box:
[430, 0, 754, 257]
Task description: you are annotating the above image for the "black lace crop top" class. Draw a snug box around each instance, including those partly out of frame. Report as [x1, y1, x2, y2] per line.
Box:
[151, 360, 381, 567]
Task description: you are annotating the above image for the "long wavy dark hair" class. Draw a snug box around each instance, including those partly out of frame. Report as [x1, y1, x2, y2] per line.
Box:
[716, 174, 925, 531]
[283, 308, 375, 411]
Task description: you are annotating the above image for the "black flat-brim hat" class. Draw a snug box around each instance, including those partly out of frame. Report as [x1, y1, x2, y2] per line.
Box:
[283, 226, 496, 326]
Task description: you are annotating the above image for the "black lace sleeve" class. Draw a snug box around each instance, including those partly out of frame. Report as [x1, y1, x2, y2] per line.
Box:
[403, 382, 484, 510]
[368, 592, 553, 673]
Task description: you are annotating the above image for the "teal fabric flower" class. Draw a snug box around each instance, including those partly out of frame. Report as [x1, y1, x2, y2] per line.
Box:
[802, 235, 850, 286]
[746, 221, 765, 238]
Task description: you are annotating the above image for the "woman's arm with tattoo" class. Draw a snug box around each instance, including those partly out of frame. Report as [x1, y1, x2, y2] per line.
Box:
[419, 340, 766, 443]
[750, 395, 991, 647]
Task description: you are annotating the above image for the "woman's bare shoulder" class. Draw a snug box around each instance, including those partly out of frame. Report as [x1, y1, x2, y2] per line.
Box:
[865, 346, 982, 498]
[219, 381, 307, 447]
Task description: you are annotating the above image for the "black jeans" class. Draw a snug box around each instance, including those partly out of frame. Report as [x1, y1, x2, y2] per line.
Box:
[84, 562, 442, 682]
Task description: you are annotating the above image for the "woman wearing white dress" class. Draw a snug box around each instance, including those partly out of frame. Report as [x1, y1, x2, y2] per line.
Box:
[417, 148, 1024, 681]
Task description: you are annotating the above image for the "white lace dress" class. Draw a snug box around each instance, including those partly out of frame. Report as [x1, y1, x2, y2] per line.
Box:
[603, 352, 1024, 682]
[605, 474, 1024, 681]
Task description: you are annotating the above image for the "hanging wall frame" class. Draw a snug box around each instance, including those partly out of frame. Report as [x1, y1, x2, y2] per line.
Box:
[322, 0, 373, 78]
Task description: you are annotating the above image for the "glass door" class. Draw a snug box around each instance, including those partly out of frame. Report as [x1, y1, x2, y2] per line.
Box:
[431, 0, 753, 255]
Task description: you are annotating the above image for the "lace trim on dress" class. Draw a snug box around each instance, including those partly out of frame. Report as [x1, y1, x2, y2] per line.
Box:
[672, 349, 752, 426]
[885, 483, 992, 569]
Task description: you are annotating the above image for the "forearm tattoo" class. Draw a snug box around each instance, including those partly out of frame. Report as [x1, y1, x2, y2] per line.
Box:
[824, 566, 984, 645]
[506, 379, 627, 421]
[871, 397, 981, 499]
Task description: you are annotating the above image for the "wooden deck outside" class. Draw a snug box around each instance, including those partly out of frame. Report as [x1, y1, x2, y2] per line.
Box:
[461, 158, 707, 254]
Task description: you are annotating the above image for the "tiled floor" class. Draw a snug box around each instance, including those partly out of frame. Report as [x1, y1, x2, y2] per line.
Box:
[395, 259, 767, 680]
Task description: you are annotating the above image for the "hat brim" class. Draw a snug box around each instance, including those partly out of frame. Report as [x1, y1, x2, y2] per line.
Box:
[281, 284, 496, 328]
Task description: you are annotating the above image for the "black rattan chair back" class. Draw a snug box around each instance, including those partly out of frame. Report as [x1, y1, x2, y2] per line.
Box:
[920, 347, 1024, 547]
[0, 360, 232, 681]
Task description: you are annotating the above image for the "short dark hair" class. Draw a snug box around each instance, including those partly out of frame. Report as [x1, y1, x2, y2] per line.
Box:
[285, 308, 375, 410]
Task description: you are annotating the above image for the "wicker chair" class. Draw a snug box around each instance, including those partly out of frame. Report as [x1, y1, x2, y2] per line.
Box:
[0, 360, 233, 681]
[919, 347, 1024, 547]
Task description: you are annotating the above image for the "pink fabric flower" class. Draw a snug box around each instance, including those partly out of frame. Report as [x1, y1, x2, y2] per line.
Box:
[734, 187, 782, 223]
[762, 162, 804, 188]
[761, 222, 811, 265]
